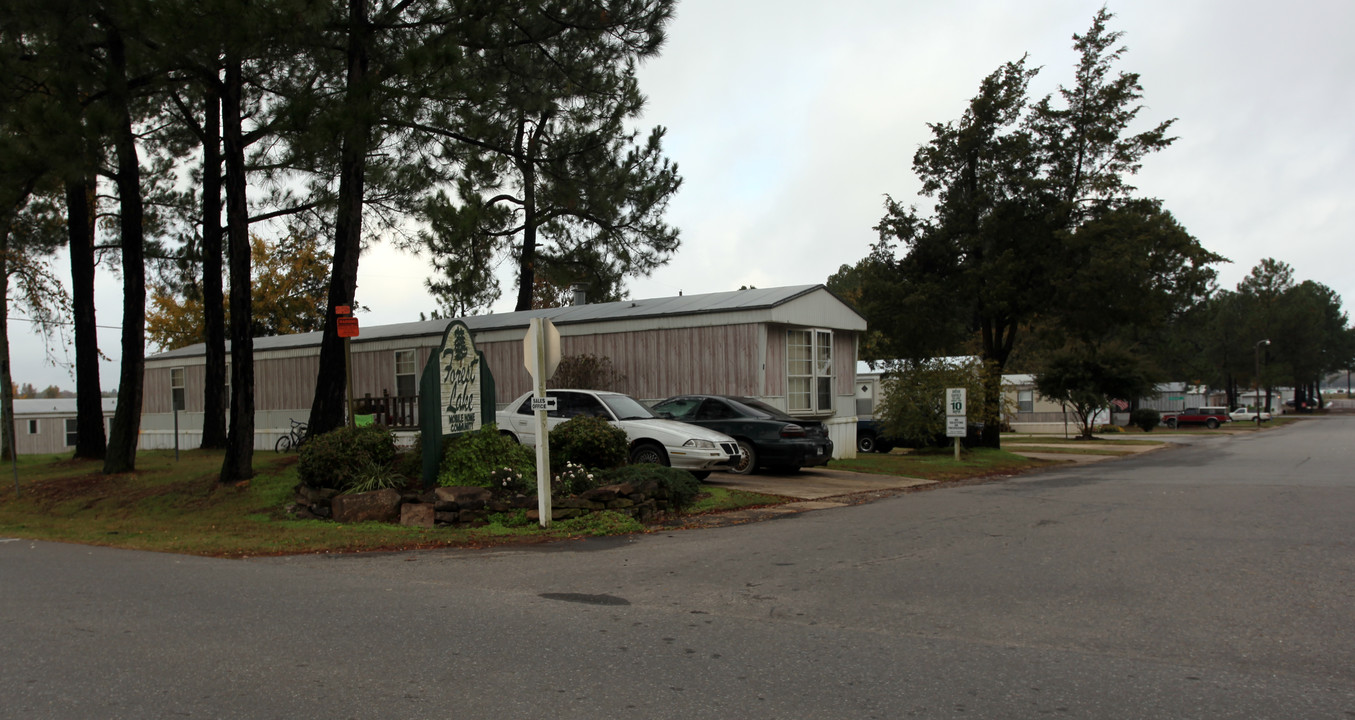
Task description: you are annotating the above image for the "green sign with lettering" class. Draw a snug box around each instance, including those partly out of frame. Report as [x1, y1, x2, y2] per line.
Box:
[418, 321, 496, 487]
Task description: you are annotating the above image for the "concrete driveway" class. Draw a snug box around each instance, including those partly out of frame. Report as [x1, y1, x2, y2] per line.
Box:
[702, 465, 934, 500]
[704, 434, 1175, 501]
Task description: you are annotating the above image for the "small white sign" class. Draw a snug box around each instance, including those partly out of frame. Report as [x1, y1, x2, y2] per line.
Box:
[530, 396, 558, 411]
[946, 416, 967, 437]
[946, 388, 967, 417]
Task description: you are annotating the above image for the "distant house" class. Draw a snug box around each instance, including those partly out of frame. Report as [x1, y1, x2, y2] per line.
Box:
[140, 285, 867, 457]
[1001, 374, 1075, 434]
[10, 398, 116, 456]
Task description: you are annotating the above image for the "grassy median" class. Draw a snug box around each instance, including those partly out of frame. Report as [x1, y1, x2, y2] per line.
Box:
[830, 446, 1061, 482]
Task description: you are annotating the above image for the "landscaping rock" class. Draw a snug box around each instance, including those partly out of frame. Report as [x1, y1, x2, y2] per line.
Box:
[434, 486, 493, 506]
[331, 488, 401, 524]
[401, 503, 435, 528]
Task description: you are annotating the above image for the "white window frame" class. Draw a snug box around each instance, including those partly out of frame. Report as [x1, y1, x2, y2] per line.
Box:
[787, 328, 834, 416]
[1018, 389, 1034, 413]
[27, 419, 38, 435]
[394, 350, 418, 397]
[171, 367, 186, 411]
[65, 418, 78, 447]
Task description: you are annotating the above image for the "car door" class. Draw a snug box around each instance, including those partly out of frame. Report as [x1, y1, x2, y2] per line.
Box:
[508, 390, 588, 446]
[693, 398, 747, 435]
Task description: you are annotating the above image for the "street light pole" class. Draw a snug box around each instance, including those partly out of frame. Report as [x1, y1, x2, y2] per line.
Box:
[1254, 339, 1271, 415]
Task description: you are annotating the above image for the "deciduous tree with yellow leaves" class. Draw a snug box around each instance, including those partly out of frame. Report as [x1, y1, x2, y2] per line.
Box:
[146, 233, 331, 352]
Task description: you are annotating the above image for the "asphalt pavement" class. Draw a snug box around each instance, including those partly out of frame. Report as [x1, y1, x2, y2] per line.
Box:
[3, 417, 1353, 719]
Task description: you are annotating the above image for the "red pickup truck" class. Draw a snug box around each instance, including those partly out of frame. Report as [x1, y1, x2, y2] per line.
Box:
[1162, 406, 1231, 429]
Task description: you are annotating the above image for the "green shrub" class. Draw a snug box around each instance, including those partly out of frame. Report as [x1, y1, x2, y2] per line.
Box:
[1096, 423, 1125, 433]
[1130, 408, 1161, 432]
[600, 464, 702, 510]
[549, 415, 628, 472]
[346, 457, 408, 494]
[298, 424, 398, 490]
[487, 508, 532, 528]
[437, 423, 535, 489]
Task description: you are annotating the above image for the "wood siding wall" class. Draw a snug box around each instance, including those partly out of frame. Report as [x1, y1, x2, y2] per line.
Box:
[484, 324, 763, 403]
[764, 327, 785, 397]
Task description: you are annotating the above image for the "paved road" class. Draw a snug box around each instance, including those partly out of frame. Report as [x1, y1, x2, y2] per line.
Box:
[3, 418, 1353, 719]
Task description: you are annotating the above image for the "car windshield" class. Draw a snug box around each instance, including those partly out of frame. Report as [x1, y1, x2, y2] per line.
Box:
[728, 397, 792, 420]
[601, 394, 656, 421]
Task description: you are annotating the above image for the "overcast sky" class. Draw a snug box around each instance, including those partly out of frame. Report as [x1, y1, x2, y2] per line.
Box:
[11, 0, 1354, 392]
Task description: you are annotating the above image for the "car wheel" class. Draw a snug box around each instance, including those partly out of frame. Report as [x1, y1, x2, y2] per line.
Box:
[500, 430, 520, 444]
[274, 436, 291, 453]
[629, 442, 668, 466]
[856, 433, 876, 453]
[1165, 418, 1177, 429]
[729, 440, 757, 475]
[1205, 418, 1219, 429]
[690, 471, 710, 481]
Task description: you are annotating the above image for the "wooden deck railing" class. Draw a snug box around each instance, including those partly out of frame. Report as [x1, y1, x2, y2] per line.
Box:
[355, 393, 419, 428]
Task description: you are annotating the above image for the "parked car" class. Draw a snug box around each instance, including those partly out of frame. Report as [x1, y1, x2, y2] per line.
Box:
[651, 395, 833, 475]
[856, 417, 986, 452]
[1161, 407, 1231, 429]
[1229, 407, 1272, 423]
[855, 418, 894, 453]
[497, 389, 740, 479]
[1283, 399, 1314, 414]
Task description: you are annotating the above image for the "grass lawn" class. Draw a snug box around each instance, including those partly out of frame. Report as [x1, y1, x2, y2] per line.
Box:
[2, 443, 1073, 557]
[831, 447, 1061, 482]
[0, 450, 786, 558]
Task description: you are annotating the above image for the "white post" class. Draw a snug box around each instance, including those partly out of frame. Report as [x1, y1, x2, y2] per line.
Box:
[530, 318, 552, 528]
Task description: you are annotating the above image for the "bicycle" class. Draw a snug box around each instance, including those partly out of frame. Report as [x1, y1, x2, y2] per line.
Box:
[275, 418, 309, 453]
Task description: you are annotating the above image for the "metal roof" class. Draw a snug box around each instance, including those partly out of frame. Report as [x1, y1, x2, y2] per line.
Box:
[14, 398, 117, 415]
[149, 284, 853, 361]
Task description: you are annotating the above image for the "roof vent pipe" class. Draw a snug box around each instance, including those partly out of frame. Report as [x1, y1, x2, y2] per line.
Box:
[570, 283, 587, 306]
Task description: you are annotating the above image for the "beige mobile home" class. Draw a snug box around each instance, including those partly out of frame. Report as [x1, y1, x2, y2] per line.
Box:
[141, 285, 867, 457]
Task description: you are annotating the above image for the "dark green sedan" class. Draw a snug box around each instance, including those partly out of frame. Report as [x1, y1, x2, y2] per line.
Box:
[651, 395, 833, 475]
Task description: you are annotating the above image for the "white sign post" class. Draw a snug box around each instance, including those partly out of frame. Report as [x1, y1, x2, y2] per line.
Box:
[945, 387, 967, 461]
[523, 318, 561, 527]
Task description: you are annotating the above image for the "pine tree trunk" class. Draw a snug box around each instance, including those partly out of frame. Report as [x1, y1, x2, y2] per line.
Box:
[200, 83, 229, 449]
[102, 25, 146, 475]
[219, 53, 254, 483]
[308, 0, 369, 437]
[0, 227, 14, 462]
[68, 174, 106, 459]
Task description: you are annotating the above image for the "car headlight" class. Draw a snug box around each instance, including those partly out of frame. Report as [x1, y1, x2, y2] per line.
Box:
[683, 439, 716, 450]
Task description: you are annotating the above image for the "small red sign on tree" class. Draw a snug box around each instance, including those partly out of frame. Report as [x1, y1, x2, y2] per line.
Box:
[336, 316, 360, 338]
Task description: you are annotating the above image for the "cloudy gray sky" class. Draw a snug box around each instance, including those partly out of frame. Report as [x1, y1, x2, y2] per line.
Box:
[11, 0, 1354, 391]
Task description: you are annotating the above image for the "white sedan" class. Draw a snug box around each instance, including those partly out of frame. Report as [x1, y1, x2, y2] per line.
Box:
[1229, 407, 1272, 423]
[497, 389, 741, 478]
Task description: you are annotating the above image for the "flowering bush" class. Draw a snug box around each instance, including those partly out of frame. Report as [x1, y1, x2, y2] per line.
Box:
[551, 461, 600, 498]
[490, 466, 533, 497]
